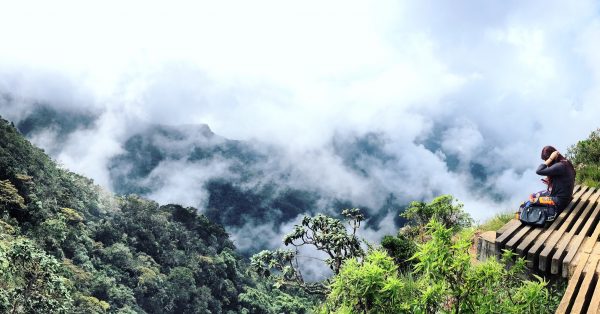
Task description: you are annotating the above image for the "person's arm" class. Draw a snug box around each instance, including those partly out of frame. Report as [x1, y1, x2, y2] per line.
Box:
[536, 162, 565, 176]
[536, 151, 564, 176]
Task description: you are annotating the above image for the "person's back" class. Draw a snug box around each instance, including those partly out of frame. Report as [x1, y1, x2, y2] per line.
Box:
[535, 146, 576, 212]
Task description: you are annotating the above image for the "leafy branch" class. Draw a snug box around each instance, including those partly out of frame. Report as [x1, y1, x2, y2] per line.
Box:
[250, 209, 366, 295]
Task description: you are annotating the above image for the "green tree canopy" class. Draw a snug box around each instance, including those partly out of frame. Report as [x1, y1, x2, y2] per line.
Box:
[568, 128, 600, 186]
[251, 209, 366, 295]
[0, 237, 72, 313]
[0, 179, 25, 213]
[401, 195, 473, 241]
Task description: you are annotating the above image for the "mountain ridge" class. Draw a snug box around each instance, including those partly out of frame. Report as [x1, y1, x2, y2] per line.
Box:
[7, 104, 407, 254]
[0, 115, 315, 313]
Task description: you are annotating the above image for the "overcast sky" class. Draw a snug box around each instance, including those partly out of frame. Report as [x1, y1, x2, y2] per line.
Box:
[1, 0, 600, 228]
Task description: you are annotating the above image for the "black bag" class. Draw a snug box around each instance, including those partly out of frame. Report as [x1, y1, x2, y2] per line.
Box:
[519, 204, 547, 227]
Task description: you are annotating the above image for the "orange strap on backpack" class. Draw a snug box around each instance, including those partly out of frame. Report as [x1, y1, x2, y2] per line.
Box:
[529, 194, 556, 206]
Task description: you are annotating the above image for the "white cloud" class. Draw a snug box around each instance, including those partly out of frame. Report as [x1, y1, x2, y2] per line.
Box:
[144, 158, 238, 208]
[1, 0, 600, 242]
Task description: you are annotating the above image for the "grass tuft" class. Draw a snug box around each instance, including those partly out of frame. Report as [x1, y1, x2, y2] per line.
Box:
[478, 212, 514, 232]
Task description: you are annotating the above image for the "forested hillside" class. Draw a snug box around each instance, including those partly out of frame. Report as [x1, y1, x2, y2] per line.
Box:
[3, 112, 598, 313]
[11, 104, 406, 254]
[0, 116, 314, 313]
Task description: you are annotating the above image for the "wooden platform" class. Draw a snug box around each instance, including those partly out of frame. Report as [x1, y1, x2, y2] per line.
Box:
[494, 185, 600, 313]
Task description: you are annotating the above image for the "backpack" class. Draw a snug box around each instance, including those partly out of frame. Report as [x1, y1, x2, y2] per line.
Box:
[518, 201, 547, 227]
[518, 190, 559, 227]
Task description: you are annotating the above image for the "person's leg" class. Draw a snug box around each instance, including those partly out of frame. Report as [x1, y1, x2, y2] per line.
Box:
[546, 205, 557, 221]
[546, 197, 562, 222]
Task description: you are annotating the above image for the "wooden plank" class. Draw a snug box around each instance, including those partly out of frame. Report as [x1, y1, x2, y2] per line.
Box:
[550, 190, 600, 274]
[550, 231, 576, 275]
[506, 186, 584, 251]
[562, 197, 600, 277]
[582, 208, 600, 255]
[556, 253, 591, 313]
[518, 186, 588, 259]
[539, 187, 597, 271]
[571, 256, 600, 313]
[516, 227, 543, 256]
[570, 190, 600, 236]
[570, 243, 600, 313]
[563, 235, 587, 278]
[570, 242, 597, 278]
[496, 219, 520, 237]
[495, 221, 523, 248]
[533, 187, 596, 270]
[506, 224, 531, 249]
[588, 289, 600, 314]
[563, 188, 600, 273]
[588, 268, 600, 314]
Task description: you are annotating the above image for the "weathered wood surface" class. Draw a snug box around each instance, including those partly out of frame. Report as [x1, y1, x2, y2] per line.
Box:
[529, 187, 593, 270]
[516, 186, 586, 259]
[556, 242, 600, 313]
[476, 231, 497, 262]
[540, 188, 600, 272]
[556, 253, 589, 314]
[491, 185, 600, 314]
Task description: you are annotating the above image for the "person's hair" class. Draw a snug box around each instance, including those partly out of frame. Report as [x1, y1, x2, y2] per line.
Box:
[541, 145, 576, 177]
[541, 146, 556, 160]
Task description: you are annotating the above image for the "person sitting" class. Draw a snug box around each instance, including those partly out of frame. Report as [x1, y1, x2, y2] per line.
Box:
[533, 146, 576, 221]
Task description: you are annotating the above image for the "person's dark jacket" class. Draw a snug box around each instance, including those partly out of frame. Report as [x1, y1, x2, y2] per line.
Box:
[536, 161, 576, 211]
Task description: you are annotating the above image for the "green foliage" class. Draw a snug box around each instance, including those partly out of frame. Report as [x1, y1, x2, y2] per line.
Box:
[238, 283, 315, 314]
[568, 128, 600, 186]
[88, 198, 250, 313]
[0, 179, 25, 212]
[251, 209, 366, 295]
[380, 233, 416, 271]
[411, 220, 470, 313]
[283, 208, 365, 275]
[568, 128, 600, 165]
[413, 220, 558, 313]
[35, 217, 69, 255]
[74, 295, 110, 313]
[477, 212, 514, 232]
[575, 164, 600, 187]
[0, 117, 315, 313]
[251, 249, 303, 286]
[60, 207, 84, 223]
[0, 116, 570, 313]
[402, 195, 473, 240]
[323, 250, 418, 313]
[321, 220, 560, 313]
[0, 235, 73, 313]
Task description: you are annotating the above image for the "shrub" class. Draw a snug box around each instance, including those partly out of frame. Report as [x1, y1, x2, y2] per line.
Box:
[568, 128, 600, 186]
[321, 219, 559, 313]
